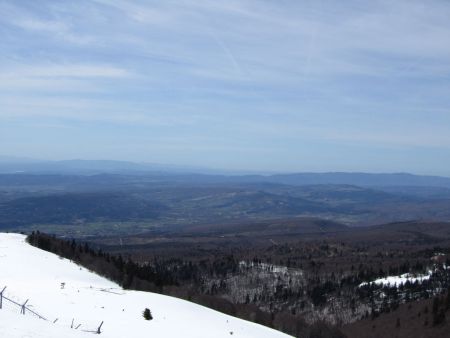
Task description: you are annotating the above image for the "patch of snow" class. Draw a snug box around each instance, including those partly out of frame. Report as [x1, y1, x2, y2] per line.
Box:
[239, 261, 301, 275]
[359, 271, 432, 287]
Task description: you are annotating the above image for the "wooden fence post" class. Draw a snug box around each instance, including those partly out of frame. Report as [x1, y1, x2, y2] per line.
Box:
[97, 321, 104, 334]
[0, 286, 6, 309]
[20, 299, 29, 315]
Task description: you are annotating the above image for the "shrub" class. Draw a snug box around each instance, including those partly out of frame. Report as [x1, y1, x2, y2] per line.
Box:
[143, 308, 153, 320]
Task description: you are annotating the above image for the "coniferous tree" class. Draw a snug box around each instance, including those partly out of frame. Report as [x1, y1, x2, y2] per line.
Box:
[143, 308, 153, 320]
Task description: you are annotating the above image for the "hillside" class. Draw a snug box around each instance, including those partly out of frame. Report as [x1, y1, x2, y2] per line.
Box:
[0, 233, 291, 338]
[343, 295, 450, 338]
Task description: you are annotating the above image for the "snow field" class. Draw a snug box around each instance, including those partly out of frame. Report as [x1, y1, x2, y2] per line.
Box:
[0, 233, 292, 338]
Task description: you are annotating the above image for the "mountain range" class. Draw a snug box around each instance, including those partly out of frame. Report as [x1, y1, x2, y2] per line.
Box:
[1, 157, 450, 188]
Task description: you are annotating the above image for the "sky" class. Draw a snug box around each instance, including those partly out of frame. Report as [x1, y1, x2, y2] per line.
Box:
[1, 0, 450, 175]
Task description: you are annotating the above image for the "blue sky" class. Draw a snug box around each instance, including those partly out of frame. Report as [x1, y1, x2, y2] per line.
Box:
[1, 0, 450, 174]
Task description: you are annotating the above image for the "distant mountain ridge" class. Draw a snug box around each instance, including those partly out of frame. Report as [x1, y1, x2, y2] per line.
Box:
[264, 172, 450, 188]
[0, 158, 218, 175]
[1, 158, 450, 188]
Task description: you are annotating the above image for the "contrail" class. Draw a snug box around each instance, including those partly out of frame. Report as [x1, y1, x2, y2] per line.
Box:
[208, 28, 243, 76]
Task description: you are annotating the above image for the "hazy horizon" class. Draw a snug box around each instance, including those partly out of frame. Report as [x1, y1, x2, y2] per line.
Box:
[1, 1, 450, 175]
[3, 154, 450, 178]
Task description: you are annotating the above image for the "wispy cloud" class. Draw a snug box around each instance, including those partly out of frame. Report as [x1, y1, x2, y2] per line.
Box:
[1, 0, 450, 172]
[1, 64, 130, 78]
[1, 4, 96, 45]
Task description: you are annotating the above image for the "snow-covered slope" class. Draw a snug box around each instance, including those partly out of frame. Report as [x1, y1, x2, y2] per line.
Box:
[0, 233, 292, 338]
[358, 271, 432, 287]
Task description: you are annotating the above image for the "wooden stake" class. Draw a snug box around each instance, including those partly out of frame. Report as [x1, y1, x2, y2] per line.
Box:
[0, 286, 6, 309]
[97, 321, 104, 334]
[20, 299, 29, 315]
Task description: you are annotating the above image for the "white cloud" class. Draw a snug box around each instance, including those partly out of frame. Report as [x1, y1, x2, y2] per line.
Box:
[4, 8, 96, 45]
[0, 63, 132, 93]
[14, 18, 67, 32]
[12, 64, 130, 78]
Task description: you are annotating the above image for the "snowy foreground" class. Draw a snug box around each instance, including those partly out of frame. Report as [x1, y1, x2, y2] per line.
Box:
[0, 233, 291, 338]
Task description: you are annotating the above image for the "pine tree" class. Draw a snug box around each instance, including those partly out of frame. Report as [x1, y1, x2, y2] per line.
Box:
[143, 308, 153, 320]
[446, 288, 450, 310]
[432, 296, 439, 315]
